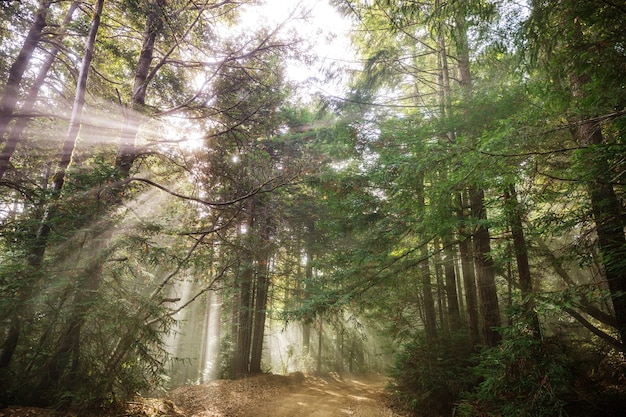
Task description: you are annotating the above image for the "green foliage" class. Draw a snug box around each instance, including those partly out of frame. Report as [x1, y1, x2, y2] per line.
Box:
[458, 326, 572, 417]
[389, 332, 477, 417]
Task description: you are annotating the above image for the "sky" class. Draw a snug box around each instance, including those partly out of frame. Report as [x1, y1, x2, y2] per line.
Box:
[238, 0, 358, 99]
[182, 1, 358, 150]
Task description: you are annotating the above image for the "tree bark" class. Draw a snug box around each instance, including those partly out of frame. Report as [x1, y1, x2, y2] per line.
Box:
[443, 238, 462, 331]
[454, 8, 501, 346]
[316, 316, 323, 374]
[235, 261, 254, 376]
[302, 219, 315, 354]
[0, 0, 50, 148]
[457, 193, 480, 346]
[435, 18, 462, 333]
[575, 121, 626, 344]
[432, 239, 446, 328]
[417, 175, 437, 339]
[0, 0, 104, 370]
[469, 186, 501, 346]
[115, 0, 164, 176]
[250, 218, 271, 374]
[0, 2, 80, 180]
[504, 185, 541, 337]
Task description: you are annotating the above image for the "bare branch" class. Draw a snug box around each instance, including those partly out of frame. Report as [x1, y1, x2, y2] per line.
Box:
[128, 174, 292, 207]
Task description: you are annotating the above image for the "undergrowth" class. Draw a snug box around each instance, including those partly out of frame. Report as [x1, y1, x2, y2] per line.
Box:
[390, 324, 626, 417]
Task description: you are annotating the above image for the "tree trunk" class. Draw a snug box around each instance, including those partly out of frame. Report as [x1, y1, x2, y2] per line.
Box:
[115, 0, 164, 176]
[432, 239, 446, 329]
[443, 238, 461, 331]
[316, 316, 323, 374]
[454, 8, 500, 347]
[235, 261, 254, 377]
[0, 0, 50, 147]
[31, 258, 104, 405]
[335, 318, 344, 372]
[457, 192, 480, 346]
[234, 197, 258, 377]
[566, 15, 626, 343]
[0, 1, 78, 180]
[33, 0, 104, 388]
[435, 18, 462, 333]
[575, 120, 626, 344]
[250, 219, 271, 374]
[229, 274, 240, 379]
[0, 0, 104, 370]
[417, 176, 437, 339]
[469, 186, 501, 346]
[504, 185, 541, 337]
[302, 220, 314, 353]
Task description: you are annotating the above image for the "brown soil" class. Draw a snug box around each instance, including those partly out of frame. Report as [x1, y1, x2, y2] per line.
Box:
[168, 373, 406, 417]
[0, 373, 407, 417]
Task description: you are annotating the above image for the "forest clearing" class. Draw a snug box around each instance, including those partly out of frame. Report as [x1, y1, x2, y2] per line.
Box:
[1, 0, 626, 416]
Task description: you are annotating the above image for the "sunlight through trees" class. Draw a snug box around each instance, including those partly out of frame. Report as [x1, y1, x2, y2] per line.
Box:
[0, 0, 625, 415]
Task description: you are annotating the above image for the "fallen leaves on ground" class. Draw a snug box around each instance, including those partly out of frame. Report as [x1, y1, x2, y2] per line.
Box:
[167, 373, 306, 417]
[0, 373, 405, 417]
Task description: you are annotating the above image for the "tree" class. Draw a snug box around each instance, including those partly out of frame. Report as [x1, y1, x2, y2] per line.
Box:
[0, 0, 302, 406]
[0, 2, 78, 181]
[522, 0, 626, 345]
[0, 0, 104, 373]
[0, 0, 51, 156]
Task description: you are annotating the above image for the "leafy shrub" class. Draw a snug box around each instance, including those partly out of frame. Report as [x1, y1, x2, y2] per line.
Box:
[389, 331, 477, 417]
[457, 324, 572, 417]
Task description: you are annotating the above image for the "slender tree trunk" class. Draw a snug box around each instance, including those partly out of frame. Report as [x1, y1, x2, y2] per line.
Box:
[250, 218, 271, 374]
[457, 192, 480, 346]
[0, 0, 50, 146]
[235, 198, 257, 377]
[316, 316, 323, 374]
[115, 0, 164, 175]
[567, 16, 626, 343]
[456, 258, 465, 321]
[432, 239, 446, 329]
[32, 0, 107, 387]
[0, 0, 104, 370]
[32, 0, 103, 261]
[229, 273, 240, 379]
[335, 318, 344, 372]
[454, 9, 501, 346]
[249, 262, 269, 374]
[435, 14, 461, 332]
[443, 238, 462, 331]
[235, 261, 253, 376]
[504, 185, 541, 337]
[575, 121, 626, 344]
[200, 291, 212, 380]
[417, 175, 437, 339]
[469, 186, 501, 346]
[0, 2, 78, 180]
[302, 220, 314, 353]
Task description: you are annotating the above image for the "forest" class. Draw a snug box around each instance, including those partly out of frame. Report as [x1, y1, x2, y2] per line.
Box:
[0, 0, 625, 416]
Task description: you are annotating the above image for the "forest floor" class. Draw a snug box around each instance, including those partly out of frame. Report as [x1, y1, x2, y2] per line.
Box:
[0, 373, 409, 417]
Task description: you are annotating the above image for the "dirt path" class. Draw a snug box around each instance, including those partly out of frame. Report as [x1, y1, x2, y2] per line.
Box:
[248, 374, 401, 417]
[0, 373, 406, 417]
[169, 373, 406, 417]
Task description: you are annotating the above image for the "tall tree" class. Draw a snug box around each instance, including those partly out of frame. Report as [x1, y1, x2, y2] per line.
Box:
[504, 185, 541, 337]
[523, 0, 626, 344]
[0, 0, 104, 371]
[0, 1, 78, 180]
[0, 0, 50, 151]
[453, 2, 501, 346]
